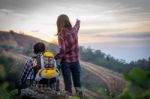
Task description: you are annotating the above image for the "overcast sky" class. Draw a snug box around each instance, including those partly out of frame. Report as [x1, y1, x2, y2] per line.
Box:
[0, 0, 150, 62]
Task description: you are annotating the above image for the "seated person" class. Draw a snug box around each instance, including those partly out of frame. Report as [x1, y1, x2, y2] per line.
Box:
[20, 42, 59, 90]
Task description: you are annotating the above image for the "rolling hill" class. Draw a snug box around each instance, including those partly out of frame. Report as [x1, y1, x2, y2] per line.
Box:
[0, 30, 126, 99]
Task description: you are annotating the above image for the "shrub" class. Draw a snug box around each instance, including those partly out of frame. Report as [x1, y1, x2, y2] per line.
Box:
[118, 68, 150, 99]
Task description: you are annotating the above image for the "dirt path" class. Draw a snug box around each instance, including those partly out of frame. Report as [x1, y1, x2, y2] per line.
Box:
[80, 61, 125, 95]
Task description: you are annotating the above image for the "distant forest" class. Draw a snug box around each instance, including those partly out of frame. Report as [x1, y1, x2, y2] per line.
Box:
[79, 46, 150, 73]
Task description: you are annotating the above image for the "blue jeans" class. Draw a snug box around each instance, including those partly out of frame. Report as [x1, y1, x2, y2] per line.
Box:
[61, 61, 81, 93]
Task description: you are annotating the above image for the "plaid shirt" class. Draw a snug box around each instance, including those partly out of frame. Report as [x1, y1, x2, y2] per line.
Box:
[20, 57, 34, 84]
[55, 20, 80, 63]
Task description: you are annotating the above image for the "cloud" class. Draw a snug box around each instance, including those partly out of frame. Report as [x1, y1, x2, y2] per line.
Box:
[0, 0, 150, 44]
[79, 32, 150, 47]
[0, 0, 46, 14]
[0, 8, 14, 15]
[106, 33, 150, 39]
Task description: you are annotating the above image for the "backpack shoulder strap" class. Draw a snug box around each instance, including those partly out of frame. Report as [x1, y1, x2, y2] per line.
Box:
[40, 55, 44, 69]
[32, 56, 37, 67]
[32, 55, 43, 73]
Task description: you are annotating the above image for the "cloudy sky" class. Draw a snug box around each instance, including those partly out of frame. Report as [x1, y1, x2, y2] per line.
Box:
[0, 0, 150, 62]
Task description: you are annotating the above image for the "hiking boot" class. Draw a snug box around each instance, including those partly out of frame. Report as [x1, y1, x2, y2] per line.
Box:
[75, 87, 84, 99]
[77, 91, 84, 99]
[64, 91, 72, 99]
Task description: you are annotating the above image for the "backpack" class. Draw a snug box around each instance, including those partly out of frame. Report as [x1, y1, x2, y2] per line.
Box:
[32, 51, 59, 81]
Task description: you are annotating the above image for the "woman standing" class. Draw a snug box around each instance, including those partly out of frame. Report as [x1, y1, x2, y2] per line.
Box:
[55, 14, 83, 98]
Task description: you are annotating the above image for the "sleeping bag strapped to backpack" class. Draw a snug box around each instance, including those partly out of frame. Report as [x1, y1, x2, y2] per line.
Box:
[32, 51, 59, 81]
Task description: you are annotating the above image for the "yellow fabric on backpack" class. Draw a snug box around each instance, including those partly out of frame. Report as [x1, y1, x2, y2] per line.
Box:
[43, 51, 54, 57]
[43, 69, 57, 78]
[36, 68, 58, 78]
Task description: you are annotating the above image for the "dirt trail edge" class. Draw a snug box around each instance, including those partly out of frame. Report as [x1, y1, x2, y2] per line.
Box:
[80, 61, 126, 95]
